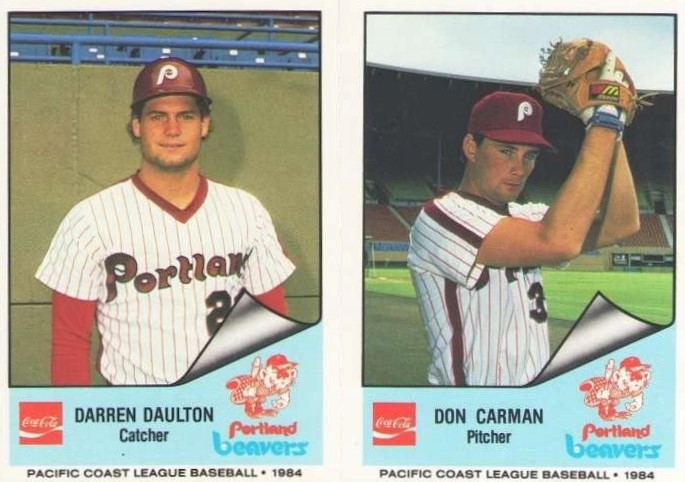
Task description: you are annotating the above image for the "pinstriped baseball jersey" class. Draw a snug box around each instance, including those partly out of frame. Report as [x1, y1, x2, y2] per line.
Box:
[36, 173, 295, 385]
[407, 191, 550, 386]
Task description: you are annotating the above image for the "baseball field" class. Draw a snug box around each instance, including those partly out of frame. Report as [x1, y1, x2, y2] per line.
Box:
[363, 267, 673, 386]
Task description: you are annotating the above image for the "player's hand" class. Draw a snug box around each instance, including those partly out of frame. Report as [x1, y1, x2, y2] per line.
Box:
[537, 38, 648, 135]
[580, 52, 627, 132]
[625, 398, 642, 412]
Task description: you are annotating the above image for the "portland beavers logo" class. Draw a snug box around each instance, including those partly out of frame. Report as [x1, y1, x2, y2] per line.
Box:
[226, 355, 298, 418]
[579, 356, 652, 421]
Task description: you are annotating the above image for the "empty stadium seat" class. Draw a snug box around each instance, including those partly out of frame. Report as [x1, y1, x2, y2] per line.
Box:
[621, 214, 671, 248]
[364, 204, 410, 242]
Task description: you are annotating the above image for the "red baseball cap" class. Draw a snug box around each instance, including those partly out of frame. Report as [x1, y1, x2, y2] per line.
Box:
[620, 356, 650, 370]
[467, 91, 555, 152]
[266, 354, 297, 367]
[131, 57, 211, 107]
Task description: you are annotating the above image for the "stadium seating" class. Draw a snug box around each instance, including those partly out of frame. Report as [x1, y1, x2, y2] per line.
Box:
[621, 214, 672, 248]
[395, 206, 422, 225]
[364, 205, 410, 242]
[363, 65, 674, 269]
[365, 205, 673, 255]
[9, 13, 320, 70]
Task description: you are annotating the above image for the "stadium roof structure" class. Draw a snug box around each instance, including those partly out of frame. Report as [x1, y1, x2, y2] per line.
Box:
[366, 62, 674, 96]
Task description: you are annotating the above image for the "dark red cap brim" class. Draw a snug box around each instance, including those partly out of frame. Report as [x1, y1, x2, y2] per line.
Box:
[480, 128, 557, 153]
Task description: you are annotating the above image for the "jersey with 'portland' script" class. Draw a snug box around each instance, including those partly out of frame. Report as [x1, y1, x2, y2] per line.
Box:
[407, 191, 550, 387]
[36, 173, 295, 385]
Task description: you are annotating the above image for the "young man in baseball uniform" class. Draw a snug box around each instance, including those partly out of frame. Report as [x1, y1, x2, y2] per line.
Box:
[36, 58, 295, 386]
[408, 90, 640, 386]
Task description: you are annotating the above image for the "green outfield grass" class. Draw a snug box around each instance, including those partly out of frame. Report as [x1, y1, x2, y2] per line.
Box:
[363, 266, 673, 385]
[365, 266, 673, 324]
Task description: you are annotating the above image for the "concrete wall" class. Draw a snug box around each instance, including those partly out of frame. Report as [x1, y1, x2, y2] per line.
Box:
[9, 63, 320, 385]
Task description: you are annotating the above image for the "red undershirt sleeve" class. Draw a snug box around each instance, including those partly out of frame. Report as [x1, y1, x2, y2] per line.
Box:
[254, 284, 289, 316]
[52, 285, 287, 386]
[51, 291, 97, 386]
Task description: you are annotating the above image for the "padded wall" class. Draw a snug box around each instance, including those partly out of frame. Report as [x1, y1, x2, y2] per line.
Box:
[9, 63, 320, 385]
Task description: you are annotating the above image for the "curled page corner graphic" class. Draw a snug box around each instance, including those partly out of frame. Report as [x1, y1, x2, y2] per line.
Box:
[174, 293, 309, 385]
[530, 293, 666, 385]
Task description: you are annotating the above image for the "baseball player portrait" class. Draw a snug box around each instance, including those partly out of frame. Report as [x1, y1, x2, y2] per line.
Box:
[408, 43, 643, 386]
[10, 13, 321, 387]
[363, 13, 673, 389]
[34, 57, 297, 386]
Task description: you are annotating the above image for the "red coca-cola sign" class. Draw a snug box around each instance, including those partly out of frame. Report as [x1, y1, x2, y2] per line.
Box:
[372, 402, 416, 446]
[19, 402, 63, 445]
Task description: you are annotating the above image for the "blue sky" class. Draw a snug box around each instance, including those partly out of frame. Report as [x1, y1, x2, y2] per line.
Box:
[367, 14, 675, 92]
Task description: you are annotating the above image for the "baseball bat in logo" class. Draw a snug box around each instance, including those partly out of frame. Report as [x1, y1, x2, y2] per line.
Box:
[19, 402, 63, 445]
[372, 402, 416, 446]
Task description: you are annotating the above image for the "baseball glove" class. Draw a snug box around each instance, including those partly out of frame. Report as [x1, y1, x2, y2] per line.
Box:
[537, 38, 649, 125]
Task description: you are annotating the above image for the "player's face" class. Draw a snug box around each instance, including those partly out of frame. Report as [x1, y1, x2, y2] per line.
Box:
[462, 135, 539, 205]
[131, 95, 210, 172]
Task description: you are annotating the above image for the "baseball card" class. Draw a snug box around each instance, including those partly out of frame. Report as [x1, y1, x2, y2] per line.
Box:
[2, 1, 684, 482]
[1, 3, 333, 481]
[342, 4, 683, 482]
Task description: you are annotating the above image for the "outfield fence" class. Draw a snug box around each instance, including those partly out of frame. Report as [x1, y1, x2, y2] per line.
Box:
[364, 242, 674, 273]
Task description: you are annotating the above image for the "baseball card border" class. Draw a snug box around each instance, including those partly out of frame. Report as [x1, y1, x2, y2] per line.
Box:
[357, 7, 681, 481]
[1, 4, 331, 481]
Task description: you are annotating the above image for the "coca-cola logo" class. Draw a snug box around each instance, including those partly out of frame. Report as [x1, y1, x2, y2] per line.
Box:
[19, 402, 63, 445]
[375, 416, 413, 429]
[372, 402, 416, 446]
[22, 416, 60, 429]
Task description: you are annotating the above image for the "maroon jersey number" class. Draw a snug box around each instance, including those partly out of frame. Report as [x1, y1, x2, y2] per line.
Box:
[206, 291, 233, 335]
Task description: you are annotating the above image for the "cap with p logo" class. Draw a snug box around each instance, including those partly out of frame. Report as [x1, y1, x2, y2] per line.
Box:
[131, 57, 212, 107]
[467, 91, 555, 151]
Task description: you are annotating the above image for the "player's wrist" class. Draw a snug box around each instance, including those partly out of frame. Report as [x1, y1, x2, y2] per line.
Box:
[581, 104, 626, 139]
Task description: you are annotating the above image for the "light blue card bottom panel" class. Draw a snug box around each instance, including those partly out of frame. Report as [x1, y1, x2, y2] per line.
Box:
[10, 324, 322, 466]
[364, 327, 674, 467]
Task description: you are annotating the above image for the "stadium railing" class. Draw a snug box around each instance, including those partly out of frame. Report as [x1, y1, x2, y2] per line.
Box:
[9, 13, 320, 35]
[9, 14, 320, 70]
